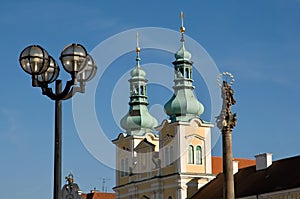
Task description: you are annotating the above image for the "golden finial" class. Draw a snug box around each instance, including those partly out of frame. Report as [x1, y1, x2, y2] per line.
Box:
[180, 11, 185, 33]
[180, 11, 185, 42]
[135, 32, 141, 67]
[136, 32, 140, 53]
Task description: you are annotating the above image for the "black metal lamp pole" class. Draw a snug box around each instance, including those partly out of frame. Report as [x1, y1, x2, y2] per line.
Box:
[19, 44, 97, 199]
[54, 80, 62, 199]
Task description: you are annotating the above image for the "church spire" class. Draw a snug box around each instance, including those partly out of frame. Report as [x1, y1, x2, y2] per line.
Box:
[175, 11, 192, 62]
[136, 32, 141, 68]
[180, 11, 185, 42]
[164, 12, 204, 122]
[120, 33, 158, 135]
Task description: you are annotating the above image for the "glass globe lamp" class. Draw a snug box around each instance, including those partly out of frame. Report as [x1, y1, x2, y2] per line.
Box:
[60, 43, 87, 74]
[19, 45, 50, 75]
[77, 54, 97, 82]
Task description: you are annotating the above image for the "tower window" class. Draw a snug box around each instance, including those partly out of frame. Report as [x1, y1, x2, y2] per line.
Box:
[120, 159, 125, 177]
[195, 146, 203, 165]
[130, 85, 133, 94]
[140, 85, 145, 95]
[179, 68, 184, 77]
[185, 68, 189, 78]
[141, 153, 147, 170]
[170, 146, 174, 165]
[165, 147, 169, 166]
[125, 158, 129, 175]
[175, 68, 180, 78]
[120, 158, 129, 177]
[188, 145, 194, 164]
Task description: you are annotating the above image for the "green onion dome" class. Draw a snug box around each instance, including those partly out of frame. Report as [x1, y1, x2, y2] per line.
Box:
[120, 105, 158, 134]
[175, 43, 192, 61]
[164, 89, 204, 122]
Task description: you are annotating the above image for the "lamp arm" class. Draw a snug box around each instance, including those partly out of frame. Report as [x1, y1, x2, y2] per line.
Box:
[41, 87, 57, 100]
[42, 80, 85, 101]
[62, 81, 85, 100]
[39, 80, 74, 101]
[55, 80, 74, 100]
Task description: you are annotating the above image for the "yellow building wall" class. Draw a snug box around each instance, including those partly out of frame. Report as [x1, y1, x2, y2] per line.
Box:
[114, 119, 213, 199]
[159, 120, 210, 175]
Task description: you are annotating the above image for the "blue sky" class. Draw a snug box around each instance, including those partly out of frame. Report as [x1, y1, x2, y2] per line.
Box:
[1, 0, 300, 198]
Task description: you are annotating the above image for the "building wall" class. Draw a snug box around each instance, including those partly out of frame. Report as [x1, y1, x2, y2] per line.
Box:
[113, 118, 214, 199]
[238, 188, 300, 199]
[159, 119, 213, 175]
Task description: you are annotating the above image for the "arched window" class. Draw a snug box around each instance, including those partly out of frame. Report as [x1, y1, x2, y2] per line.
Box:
[188, 145, 194, 164]
[135, 86, 139, 95]
[195, 146, 203, 165]
[140, 86, 144, 95]
[185, 68, 189, 78]
[168, 196, 173, 199]
[179, 68, 184, 77]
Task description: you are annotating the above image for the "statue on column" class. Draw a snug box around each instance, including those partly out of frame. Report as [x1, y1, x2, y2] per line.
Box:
[216, 72, 237, 133]
[61, 173, 82, 199]
[216, 72, 237, 199]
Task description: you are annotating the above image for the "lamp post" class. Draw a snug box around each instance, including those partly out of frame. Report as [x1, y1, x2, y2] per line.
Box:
[19, 44, 97, 199]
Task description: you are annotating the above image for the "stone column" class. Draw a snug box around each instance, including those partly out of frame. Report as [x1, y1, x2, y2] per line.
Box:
[222, 129, 234, 199]
[216, 77, 237, 199]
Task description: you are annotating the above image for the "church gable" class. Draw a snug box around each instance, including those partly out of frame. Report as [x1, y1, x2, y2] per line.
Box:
[134, 138, 156, 152]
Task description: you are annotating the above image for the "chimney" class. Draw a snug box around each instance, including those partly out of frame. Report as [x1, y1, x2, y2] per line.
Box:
[233, 160, 239, 174]
[255, 153, 272, 171]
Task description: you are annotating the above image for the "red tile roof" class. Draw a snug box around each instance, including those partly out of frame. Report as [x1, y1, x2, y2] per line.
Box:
[80, 156, 254, 199]
[81, 191, 116, 199]
[212, 156, 256, 175]
[192, 155, 300, 199]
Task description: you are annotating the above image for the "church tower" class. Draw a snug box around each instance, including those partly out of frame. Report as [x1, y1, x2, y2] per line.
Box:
[113, 34, 159, 199]
[113, 13, 214, 199]
[156, 12, 214, 198]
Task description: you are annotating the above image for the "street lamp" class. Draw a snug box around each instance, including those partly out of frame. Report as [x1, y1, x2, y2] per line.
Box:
[19, 44, 97, 199]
